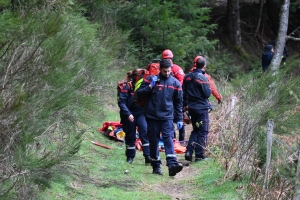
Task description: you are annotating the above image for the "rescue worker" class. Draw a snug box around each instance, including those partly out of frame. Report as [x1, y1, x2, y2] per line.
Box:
[136, 59, 183, 176]
[161, 49, 186, 142]
[161, 49, 185, 85]
[190, 56, 222, 104]
[183, 56, 212, 162]
[118, 69, 151, 165]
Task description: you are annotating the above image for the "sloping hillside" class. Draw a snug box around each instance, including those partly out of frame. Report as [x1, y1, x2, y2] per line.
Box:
[207, 2, 300, 72]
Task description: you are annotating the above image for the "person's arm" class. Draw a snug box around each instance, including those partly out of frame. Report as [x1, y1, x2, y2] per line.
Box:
[173, 81, 183, 122]
[172, 65, 185, 86]
[118, 84, 131, 116]
[205, 73, 222, 103]
[182, 74, 188, 108]
[174, 71, 184, 86]
[136, 76, 153, 98]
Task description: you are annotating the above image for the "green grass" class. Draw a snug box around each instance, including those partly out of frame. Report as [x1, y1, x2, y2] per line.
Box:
[190, 160, 243, 199]
[41, 110, 243, 200]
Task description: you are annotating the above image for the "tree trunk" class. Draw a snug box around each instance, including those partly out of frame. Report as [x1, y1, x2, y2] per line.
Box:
[226, 0, 241, 47]
[270, 0, 290, 72]
[254, 0, 264, 36]
[263, 119, 274, 190]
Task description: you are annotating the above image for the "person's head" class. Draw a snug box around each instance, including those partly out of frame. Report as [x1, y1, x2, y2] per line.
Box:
[193, 55, 204, 67]
[159, 59, 172, 77]
[195, 56, 207, 70]
[161, 49, 173, 59]
[265, 44, 274, 53]
[127, 68, 142, 83]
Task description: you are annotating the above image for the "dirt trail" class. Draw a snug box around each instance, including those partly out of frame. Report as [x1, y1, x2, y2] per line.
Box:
[151, 165, 200, 200]
[150, 111, 221, 200]
[149, 123, 199, 200]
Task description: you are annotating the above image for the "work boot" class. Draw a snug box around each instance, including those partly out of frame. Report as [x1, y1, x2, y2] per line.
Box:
[145, 156, 152, 165]
[168, 163, 183, 176]
[152, 167, 163, 175]
[126, 157, 133, 164]
[185, 151, 192, 161]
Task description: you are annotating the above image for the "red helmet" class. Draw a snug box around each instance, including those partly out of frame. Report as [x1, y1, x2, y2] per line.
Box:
[162, 49, 173, 59]
[193, 55, 204, 67]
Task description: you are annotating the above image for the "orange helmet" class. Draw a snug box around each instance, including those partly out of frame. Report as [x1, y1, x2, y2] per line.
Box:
[193, 55, 204, 67]
[162, 49, 173, 59]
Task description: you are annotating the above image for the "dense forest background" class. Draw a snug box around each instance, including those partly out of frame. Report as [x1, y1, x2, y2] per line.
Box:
[0, 0, 300, 199]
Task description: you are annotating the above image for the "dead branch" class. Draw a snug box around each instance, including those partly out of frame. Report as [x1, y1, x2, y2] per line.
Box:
[286, 36, 300, 41]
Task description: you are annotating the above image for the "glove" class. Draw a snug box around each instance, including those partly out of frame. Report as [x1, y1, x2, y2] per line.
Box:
[208, 103, 213, 111]
[217, 95, 222, 104]
[150, 76, 158, 87]
[177, 122, 183, 130]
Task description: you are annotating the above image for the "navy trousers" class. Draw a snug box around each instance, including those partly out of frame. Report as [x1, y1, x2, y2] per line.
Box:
[121, 113, 150, 159]
[186, 108, 209, 159]
[146, 118, 178, 168]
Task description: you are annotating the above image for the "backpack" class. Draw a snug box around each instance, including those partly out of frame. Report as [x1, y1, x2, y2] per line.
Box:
[146, 58, 161, 75]
[133, 69, 151, 107]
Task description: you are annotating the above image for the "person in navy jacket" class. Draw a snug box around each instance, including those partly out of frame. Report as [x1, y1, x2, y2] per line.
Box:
[118, 69, 151, 165]
[261, 44, 274, 72]
[136, 59, 183, 176]
[183, 56, 212, 162]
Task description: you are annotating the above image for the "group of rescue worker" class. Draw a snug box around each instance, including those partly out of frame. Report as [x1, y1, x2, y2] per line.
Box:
[118, 49, 222, 176]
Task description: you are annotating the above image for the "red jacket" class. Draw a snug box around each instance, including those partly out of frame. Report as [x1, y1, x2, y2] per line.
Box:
[172, 64, 185, 86]
[190, 67, 222, 102]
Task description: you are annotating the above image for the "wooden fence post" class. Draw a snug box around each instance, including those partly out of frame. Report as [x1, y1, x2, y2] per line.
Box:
[230, 95, 237, 119]
[263, 119, 274, 190]
[293, 149, 300, 200]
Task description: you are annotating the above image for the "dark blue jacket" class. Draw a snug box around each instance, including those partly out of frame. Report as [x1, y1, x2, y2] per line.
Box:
[118, 83, 144, 117]
[261, 44, 274, 71]
[182, 68, 211, 110]
[136, 74, 183, 122]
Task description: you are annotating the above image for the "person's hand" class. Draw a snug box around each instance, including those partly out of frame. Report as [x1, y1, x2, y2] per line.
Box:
[150, 76, 158, 87]
[177, 122, 183, 130]
[183, 106, 188, 111]
[217, 95, 222, 104]
[208, 103, 213, 112]
[128, 114, 134, 122]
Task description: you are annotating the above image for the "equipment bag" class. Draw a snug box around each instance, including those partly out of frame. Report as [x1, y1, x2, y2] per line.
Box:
[146, 58, 161, 76]
[133, 69, 150, 107]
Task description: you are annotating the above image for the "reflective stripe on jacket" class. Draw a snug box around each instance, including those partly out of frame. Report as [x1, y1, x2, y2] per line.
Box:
[183, 69, 211, 109]
[190, 67, 222, 101]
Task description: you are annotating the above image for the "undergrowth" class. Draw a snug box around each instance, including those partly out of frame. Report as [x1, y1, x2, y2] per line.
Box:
[40, 109, 243, 200]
